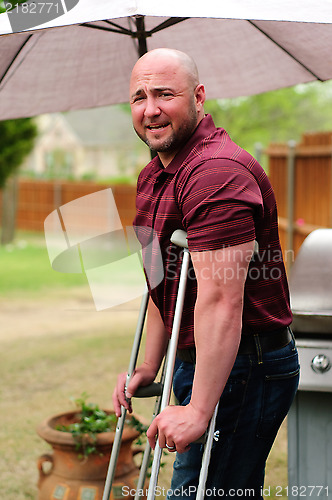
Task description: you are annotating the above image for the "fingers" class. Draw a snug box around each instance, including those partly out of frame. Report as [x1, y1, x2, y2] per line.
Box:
[146, 414, 189, 454]
[173, 442, 191, 454]
[165, 443, 177, 452]
[113, 366, 156, 418]
[125, 371, 145, 399]
[113, 364, 158, 419]
[146, 406, 202, 455]
[112, 372, 131, 418]
[146, 418, 158, 450]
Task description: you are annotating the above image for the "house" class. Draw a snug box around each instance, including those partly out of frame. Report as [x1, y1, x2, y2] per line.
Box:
[22, 105, 150, 181]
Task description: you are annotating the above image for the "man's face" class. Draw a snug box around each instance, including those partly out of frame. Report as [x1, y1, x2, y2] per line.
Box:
[129, 55, 204, 166]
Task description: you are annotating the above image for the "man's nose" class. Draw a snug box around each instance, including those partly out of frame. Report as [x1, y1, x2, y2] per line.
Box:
[144, 97, 161, 118]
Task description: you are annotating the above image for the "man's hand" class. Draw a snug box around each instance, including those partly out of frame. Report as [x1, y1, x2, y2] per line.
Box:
[146, 403, 210, 454]
[112, 363, 157, 417]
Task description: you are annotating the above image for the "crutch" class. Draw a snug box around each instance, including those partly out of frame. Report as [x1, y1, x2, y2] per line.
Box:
[101, 285, 150, 500]
[145, 229, 192, 500]
[146, 230, 219, 500]
[102, 229, 219, 500]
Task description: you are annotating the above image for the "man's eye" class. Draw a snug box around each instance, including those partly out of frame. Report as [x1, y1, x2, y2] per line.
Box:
[132, 96, 145, 103]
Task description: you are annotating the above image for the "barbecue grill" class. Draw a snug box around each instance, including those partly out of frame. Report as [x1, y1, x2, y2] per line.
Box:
[287, 229, 332, 498]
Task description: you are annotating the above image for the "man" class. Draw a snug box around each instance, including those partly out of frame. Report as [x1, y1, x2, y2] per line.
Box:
[113, 48, 299, 498]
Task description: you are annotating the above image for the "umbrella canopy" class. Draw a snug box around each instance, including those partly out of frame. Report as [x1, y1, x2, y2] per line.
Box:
[1, 1, 332, 119]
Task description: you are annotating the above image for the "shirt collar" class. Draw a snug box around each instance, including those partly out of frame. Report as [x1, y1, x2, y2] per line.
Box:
[163, 114, 217, 174]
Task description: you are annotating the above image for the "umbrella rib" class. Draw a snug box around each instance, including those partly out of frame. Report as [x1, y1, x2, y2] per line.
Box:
[81, 22, 133, 37]
[81, 17, 189, 40]
[103, 19, 135, 36]
[248, 20, 323, 81]
[148, 17, 189, 35]
[0, 34, 35, 89]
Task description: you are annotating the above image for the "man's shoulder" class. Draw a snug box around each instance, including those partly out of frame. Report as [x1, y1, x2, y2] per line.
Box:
[181, 140, 262, 179]
[175, 132, 267, 200]
[184, 125, 258, 172]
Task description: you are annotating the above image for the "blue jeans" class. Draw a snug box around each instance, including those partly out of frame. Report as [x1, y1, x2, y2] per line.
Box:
[167, 332, 300, 500]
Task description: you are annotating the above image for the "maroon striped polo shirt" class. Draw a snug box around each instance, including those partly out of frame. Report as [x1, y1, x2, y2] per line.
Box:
[134, 114, 292, 348]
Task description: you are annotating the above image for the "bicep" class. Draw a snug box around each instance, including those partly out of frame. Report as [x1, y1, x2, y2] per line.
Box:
[191, 241, 254, 302]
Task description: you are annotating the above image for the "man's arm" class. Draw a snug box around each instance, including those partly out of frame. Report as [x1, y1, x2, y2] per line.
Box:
[190, 240, 254, 421]
[146, 240, 254, 453]
[112, 297, 169, 417]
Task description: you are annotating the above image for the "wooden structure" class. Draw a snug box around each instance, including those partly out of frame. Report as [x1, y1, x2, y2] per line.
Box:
[0, 180, 137, 232]
[267, 131, 332, 268]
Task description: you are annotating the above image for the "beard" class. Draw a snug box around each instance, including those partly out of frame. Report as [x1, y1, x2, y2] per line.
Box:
[135, 99, 199, 155]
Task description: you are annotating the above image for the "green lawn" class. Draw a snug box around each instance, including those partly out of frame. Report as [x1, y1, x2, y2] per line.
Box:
[0, 231, 87, 296]
[0, 230, 145, 298]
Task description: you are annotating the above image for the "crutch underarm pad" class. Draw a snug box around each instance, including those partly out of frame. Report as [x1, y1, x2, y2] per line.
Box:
[170, 230, 188, 249]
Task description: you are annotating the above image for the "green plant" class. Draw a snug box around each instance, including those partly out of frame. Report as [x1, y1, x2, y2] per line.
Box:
[56, 393, 147, 459]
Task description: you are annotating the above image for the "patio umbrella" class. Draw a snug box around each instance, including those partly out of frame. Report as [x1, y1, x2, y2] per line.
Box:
[1, 0, 332, 119]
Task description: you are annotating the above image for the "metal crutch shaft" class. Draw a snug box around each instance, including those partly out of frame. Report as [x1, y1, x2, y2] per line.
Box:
[147, 231, 190, 500]
[102, 288, 149, 500]
[133, 359, 168, 500]
[148, 230, 220, 500]
[196, 402, 219, 500]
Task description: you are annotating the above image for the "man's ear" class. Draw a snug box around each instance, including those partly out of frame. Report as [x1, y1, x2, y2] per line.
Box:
[195, 84, 206, 112]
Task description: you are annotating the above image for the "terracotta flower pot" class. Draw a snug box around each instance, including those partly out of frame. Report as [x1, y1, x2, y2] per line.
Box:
[37, 410, 145, 500]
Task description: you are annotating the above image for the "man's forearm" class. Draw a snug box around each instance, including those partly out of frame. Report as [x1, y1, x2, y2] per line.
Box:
[190, 296, 243, 423]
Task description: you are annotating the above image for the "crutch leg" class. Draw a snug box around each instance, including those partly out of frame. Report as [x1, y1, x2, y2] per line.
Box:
[133, 360, 167, 500]
[102, 288, 149, 500]
[196, 402, 219, 500]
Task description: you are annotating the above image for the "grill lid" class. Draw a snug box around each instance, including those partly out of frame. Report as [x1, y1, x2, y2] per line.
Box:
[289, 229, 332, 334]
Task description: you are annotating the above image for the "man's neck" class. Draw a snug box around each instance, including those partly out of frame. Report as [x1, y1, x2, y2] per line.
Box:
[158, 151, 178, 168]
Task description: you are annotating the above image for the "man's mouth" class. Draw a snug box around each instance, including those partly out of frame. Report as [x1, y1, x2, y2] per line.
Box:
[146, 123, 169, 131]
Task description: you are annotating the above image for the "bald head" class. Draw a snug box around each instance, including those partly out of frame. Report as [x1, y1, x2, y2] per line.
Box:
[130, 48, 200, 95]
[131, 48, 199, 97]
[129, 48, 205, 166]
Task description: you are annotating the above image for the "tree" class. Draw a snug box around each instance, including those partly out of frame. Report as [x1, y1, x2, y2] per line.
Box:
[205, 81, 332, 160]
[0, 118, 37, 244]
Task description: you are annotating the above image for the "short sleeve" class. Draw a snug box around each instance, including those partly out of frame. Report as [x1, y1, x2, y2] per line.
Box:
[177, 159, 263, 251]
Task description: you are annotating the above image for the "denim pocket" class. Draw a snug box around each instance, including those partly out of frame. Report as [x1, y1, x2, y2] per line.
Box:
[216, 366, 251, 435]
[257, 366, 300, 439]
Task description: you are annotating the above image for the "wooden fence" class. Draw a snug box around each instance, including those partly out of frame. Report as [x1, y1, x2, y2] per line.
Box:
[0, 179, 137, 232]
[267, 131, 332, 266]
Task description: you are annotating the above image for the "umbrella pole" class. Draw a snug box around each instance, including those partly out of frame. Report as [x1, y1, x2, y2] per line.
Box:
[135, 16, 148, 58]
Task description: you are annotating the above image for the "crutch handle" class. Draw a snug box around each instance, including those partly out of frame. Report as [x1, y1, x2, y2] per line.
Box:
[134, 383, 163, 398]
[170, 229, 188, 249]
